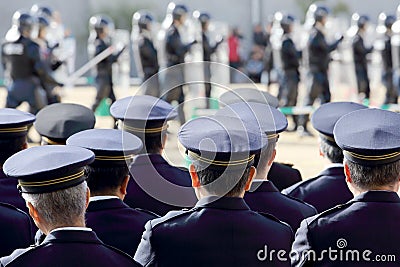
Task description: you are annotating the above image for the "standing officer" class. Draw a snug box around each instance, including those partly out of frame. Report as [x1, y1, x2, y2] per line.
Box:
[89, 15, 125, 112]
[198, 12, 223, 108]
[216, 102, 317, 231]
[382, 15, 397, 104]
[280, 14, 301, 131]
[298, 6, 343, 135]
[352, 15, 373, 101]
[291, 109, 400, 266]
[67, 129, 157, 257]
[1, 145, 139, 266]
[133, 11, 160, 97]
[163, 4, 197, 124]
[135, 115, 293, 267]
[1, 11, 63, 114]
[283, 102, 367, 213]
[110, 95, 197, 215]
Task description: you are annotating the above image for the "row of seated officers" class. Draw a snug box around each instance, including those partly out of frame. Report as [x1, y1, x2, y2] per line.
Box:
[0, 89, 398, 266]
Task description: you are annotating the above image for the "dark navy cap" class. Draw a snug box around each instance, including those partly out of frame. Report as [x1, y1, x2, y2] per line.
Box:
[311, 102, 367, 146]
[3, 145, 95, 194]
[219, 88, 279, 108]
[66, 129, 143, 166]
[34, 103, 96, 144]
[178, 115, 268, 170]
[0, 108, 35, 137]
[216, 102, 287, 139]
[334, 109, 400, 166]
[110, 95, 177, 135]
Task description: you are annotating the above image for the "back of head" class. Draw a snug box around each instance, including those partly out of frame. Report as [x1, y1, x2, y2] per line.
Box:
[172, 4, 188, 21]
[89, 14, 114, 36]
[280, 14, 295, 34]
[133, 11, 154, 32]
[357, 15, 370, 30]
[313, 5, 329, 23]
[13, 11, 34, 35]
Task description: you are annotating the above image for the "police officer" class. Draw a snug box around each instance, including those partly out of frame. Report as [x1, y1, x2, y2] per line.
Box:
[89, 15, 125, 112]
[291, 108, 400, 266]
[198, 12, 223, 108]
[280, 14, 301, 131]
[34, 103, 95, 145]
[110, 95, 197, 215]
[1, 145, 139, 266]
[382, 15, 397, 104]
[67, 129, 157, 257]
[133, 11, 160, 97]
[216, 102, 317, 231]
[1, 11, 63, 114]
[298, 6, 343, 135]
[353, 15, 373, 101]
[283, 102, 367, 213]
[163, 4, 197, 124]
[134, 115, 293, 266]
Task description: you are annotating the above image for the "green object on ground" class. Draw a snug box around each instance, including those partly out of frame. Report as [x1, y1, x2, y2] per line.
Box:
[95, 98, 111, 116]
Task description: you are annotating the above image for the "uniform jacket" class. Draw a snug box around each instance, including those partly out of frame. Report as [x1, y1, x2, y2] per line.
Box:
[282, 166, 353, 213]
[0, 229, 139, 267]
[382, 33, 392, 72]
[86, 198, 157, 257]
[352, 33, 373, 69]
[202, 32, 219, 62]
[126, 154, 197, 216]
[281, 34, 301, 71]
[165, 25, 192, 66]
[0, 170, 27, 213]
[134, 196, 294, 267]
[291, 191, 400, 267]
[244, 180, 317, 231]
[268, 162, 302, 191]
[138, 32, 159, 77]
[94, 37, 123, 78]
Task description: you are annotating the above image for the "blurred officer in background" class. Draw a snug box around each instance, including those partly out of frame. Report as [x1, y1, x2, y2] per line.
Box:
[133, 11, 160, 97]
[382, 15, 397, 104]
[89, 15, 125, 113]
[1, 11, 63, 114]
[163, 4, 197, 124]
[352, 15, 373, 101]
[197, 12, 223, 108]
[298, 6, 343, 136]
[280, 14, 301, 132]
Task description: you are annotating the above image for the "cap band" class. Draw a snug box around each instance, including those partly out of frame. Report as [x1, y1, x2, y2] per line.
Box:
[188, 151, 255, 167]
[95, 154, 134, 161]
[267, 133, 279, 140]
[42, 136, 63, 145]
[343, 150, 400, 166]
[0, 126, 28, 133]
[122, 123, 168, 134]
[18, 170, 85, 188]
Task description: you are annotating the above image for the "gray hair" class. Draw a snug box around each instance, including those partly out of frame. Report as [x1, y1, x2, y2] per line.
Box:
[257, 139, 277, 175]
[345, 159, 400, 190]
[22, 182, 88, 228]
[319, 138, 344, 163]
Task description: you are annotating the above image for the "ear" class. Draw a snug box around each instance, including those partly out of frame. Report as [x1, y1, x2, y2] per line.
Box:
[189, 164, 201, 188]
[161, 132, 168, 149]
[22, 142, 28, 150]
[267, 149, 276, 167]
[85, 187, 90, 209]
[344, 162, 352, 184]
[27, 202, 40, 223]
[120, 175, 130, 196]
[244, 166, 256, 192]
[319, 146, 324, 157]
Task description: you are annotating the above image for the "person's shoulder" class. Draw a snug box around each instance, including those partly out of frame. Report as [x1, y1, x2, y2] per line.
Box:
[279, 193, 318, 213]
[0, 202, 31, 220]
[0, 245, 40, 266]
[148, 208, 194, 229]
[256, 211, 294, 234]
[134, 208, 160, 219]
[305, 201, 354, 226]
[282, 176, 319, 195]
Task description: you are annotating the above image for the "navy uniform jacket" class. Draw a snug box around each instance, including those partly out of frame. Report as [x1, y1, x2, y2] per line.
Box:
[268, 162, 302, 191]
[126, 154, 197, 216]
[134, 196, 294, 267]
[282, 166, 353, 213]
[138, 34, 159, 78]
[352, 33, 373, 69]
[0, 202, 33, 257]
[291, 191, 400, 267]
[94, 37, 123, 79]
[0, 170, 27, 213]
[244, 180, 317, 231]
[281, 34, 301, 72]
[86, 198, 157, 257]
[382, 32, 392, 72]
[0, 229, 139, 267]
[165, 25, 192, 67]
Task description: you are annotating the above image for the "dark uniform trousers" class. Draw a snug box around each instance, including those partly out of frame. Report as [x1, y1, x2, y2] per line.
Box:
[268, 162, 302, 191]
[282, 166, 353, 213]
[126, 154, 197, 216]
[0, 230, 139, 267]
[139, 35, 160, 97]
[0, 202, 33, 257]
[291, 191, 400, 267]
[382, 33, 397, 104]
[353, 33, 373, 99]
[244, 180, 317, 231]
[86, 198, 157, 257]
[134, 196, 294, 267]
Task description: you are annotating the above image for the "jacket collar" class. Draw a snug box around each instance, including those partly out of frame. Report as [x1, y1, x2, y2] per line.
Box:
[43, 229, 102, 244]
[248, 180, 279, 193]
[131, 154, 167, 166]
[87, 198, 129, 212]
[319, 166, 345, 178]
[195, 196, 250, 210]
[352, 190, 400, 203]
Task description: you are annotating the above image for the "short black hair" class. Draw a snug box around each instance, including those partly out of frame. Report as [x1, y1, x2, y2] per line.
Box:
[0, 136, 26, 165]
[136, 132, 166, 154]
[346, 159, 400, 190]
[84, 165, 129, 195]
[194, 165, 251, 197]
[320, 139, 344, 163]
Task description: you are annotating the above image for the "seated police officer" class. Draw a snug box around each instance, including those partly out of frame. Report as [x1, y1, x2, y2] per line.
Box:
[111, 95, 197, 215]
[291, 109, 400, 266]
[34, 103, 95, 145]
[1, 145, 139, 267]
[216, 102, 317, 230]
[67, 129, 157, 256]
[134, 115, 293, 267]
[283, 102, 367, 212]
[219, 88, 302, 190]
[0, 109, 34, 257]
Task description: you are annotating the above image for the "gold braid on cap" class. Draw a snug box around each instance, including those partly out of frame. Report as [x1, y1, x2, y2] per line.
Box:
[344, 151, 400, 161]
[267, 133, 279, 140]
[122, 124, 168, 134]
[95, 154, 134, 161]
[320, 133, 336, 142]
[18, 170, 85, 187]
[188, 151, 255, 167]
[42, 136, 63, 145]
[0, 126, 28, 133]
